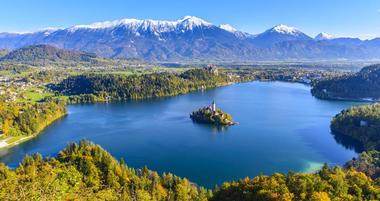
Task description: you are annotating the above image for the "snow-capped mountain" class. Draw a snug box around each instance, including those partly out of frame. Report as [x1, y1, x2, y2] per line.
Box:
[219, 24, 252, 38]
[250, 24, 313, 47]
[315, 32, 335, 40]
[219, 24, 238, 33]
[0, 16, 379, 61]
[268, 24, 301, 35]
[68, 16, 212, 34]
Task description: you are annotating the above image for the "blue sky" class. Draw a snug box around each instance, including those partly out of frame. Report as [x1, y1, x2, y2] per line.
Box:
[1, 0, 379, 39]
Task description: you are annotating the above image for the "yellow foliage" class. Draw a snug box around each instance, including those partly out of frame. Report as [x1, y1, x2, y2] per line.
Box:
[310, 192, 331, 201]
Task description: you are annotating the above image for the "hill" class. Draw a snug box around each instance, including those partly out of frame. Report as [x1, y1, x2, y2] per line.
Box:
[51, 67, 233, 103]
[311, 64, 380, 101]
[0, 140, 211, 200]
[1, 140, 379, 200]
[331, 104, 380, 151]
[0, 44, 97, 65]
[345, 150, 380, 179]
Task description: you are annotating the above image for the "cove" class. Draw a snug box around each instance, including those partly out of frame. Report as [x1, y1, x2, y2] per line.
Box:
[0, 81, 362, 188]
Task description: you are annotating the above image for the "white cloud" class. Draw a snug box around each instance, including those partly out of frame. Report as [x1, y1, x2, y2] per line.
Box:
[377, 9, 380, 13]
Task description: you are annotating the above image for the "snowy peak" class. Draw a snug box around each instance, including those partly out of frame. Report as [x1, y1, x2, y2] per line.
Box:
[219, 24, 238, 33]
[267, 24, 302, 35]
[68, 16, 212, 33]
[178, 16, 211, 28]
[252, 24, 312, 47]
[315, 32, 335, 40]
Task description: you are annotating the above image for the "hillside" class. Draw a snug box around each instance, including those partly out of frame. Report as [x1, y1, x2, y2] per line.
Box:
[345, 150, 380, 179]
[1, 140, 379, 200]
[51, 67, 233, 103]
[0, 44, 97, 64]
[0, 17, 380, 62]
[0, 140, 211, 200]
[331, 104, 380, 151]
[311, 64, 380, 101]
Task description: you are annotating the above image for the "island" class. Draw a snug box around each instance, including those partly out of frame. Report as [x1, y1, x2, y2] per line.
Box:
[190, 101, 235, 126]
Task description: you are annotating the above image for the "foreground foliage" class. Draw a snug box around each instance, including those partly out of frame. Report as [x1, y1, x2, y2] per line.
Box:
[331, 104, 380, 151]
[212, 164, 380, 201]
[0, 140, 211, 201]
[345, 150, 380, 179]
[0, 141, 379, 201]
[311, 64, 380, 101]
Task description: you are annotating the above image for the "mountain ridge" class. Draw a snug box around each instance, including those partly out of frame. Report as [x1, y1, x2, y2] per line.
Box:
[0, 16, 379, 62]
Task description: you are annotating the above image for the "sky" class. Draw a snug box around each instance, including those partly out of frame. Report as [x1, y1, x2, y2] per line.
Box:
[0, 0, 379, 39]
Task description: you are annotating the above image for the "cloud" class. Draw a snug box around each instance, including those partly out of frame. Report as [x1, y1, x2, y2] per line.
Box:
[378, 9, 380, 13]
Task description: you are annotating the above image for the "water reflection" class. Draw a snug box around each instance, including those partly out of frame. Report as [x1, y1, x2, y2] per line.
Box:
[191, 121, 231, 134]
[332, 132, 364, 153]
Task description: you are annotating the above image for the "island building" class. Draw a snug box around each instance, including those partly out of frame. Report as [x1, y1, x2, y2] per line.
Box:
[210, 101, 216, 112]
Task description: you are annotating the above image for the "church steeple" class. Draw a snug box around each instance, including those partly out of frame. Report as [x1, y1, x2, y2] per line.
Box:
[212, 100, 216, 112]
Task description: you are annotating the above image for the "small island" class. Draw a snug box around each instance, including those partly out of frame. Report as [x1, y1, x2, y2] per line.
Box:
[190, 101, 235, 126]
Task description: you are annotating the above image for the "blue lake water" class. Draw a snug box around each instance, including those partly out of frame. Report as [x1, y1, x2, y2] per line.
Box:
[0, 81, 362, 187]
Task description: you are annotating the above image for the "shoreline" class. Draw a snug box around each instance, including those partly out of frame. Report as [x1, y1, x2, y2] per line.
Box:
[0, 113, 68, 150]
[313, 95, 379, 103]
[0, 135, 35, 149]
[0, 80, 364, 151]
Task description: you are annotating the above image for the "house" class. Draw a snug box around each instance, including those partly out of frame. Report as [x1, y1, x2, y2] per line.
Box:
[360, 120, 368, 127]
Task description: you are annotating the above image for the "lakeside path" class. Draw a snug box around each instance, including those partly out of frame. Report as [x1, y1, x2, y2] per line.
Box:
[0, 136, 34, 149]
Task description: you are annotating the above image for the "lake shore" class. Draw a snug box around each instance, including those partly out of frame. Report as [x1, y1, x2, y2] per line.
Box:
[0, 113, 68, 150]
[0, 135, 34, 149]
[0, 81, 361, 188]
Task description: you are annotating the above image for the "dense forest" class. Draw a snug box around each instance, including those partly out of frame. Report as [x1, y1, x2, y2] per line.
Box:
[0, 140, 212, 200]
[52, 67, 233, 103]
[0, 98, 66, 136]
[345, 150, 380, 179]
[0, 140, 379, 201]
[330, 104, 380, 151]
[212, 164, 380, 201]
[311, 64, 380, 101]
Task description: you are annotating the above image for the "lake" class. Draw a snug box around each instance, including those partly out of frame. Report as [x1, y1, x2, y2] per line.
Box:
[0, 81, 361, 188]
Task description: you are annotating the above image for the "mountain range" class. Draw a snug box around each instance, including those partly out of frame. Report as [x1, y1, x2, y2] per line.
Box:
[0, 16, 379, 62]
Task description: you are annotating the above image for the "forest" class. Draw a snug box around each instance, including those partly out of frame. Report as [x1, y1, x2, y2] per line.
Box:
[330, 104, 380, 151]
[345, 150, 380, 179]
[52, 67, 234, 103]
[0, 140, 379, 201]
[0, 98, 67, 137]
[311, 64, 380, 101]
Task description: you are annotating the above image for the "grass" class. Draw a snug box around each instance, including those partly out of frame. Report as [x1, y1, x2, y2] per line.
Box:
[24, 88, 54, 102]
[6, 136, 23, 144]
